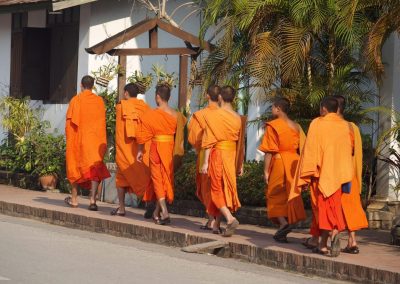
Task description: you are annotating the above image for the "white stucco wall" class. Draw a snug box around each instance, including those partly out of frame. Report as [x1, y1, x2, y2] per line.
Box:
[0, 13, 11, 141]
[88, 0, 201, 108]
[376, 33, 400, 201]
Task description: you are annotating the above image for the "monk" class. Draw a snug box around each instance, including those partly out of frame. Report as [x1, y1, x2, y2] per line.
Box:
[64, 75, 110, 211]
[110, 83, 151, 216]
[294, 96, 354, 257]
[200, 86, 245, 237]
[333, 95, 368, 254]
[188, 85, 220, 230]
[258, 97, 306, 243]
[136, 83, 186, 225]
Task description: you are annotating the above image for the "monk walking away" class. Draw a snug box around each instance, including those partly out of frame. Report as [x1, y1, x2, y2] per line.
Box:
[111, 83, 151, 216]
[298, 96, 353, 257]
[333, 95, 368, 254]
[64, 75, 110, 211]
[136, 83, 186, 225]
[200, 86, 245, 237]
[188, 84, 221, 231]
[258, 98, 305, 243]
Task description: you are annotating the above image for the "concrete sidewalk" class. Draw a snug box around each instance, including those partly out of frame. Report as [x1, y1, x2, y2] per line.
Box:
[0, 185, 399, 283]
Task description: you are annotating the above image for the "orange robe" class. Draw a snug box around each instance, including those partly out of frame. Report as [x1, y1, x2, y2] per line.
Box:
[342, 122, 368, 231]
[294, 113, 353, 232]
[115, 98, 151, 197]
[258, 118, 305, 224]
[188, 105, 218, 210]
[202, 108, 245, 217]
[65, 90, 110, 189]
[137, 108, 186, 203]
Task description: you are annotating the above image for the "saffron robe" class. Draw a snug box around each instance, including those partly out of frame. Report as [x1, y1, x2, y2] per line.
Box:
[137, 108, 186, 203]
[188, 104, 218, 210]
[341, 122, 368, 231]
[291, 113, 353, 232]
[258, 118, 306, 223]
[202, 108, 245, 216]
[115, 98, 151, 197]
[65, 90, 110, 188]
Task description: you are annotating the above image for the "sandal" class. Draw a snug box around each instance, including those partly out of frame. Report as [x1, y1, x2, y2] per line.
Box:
[312, 247, 329, 256]
[341, 246, 359, 254]
[110, 207, 126, 216]
[144, 204, 155, 219]
[88, 203, 98, 211]
[331, 234, 341, 257]
[156, 217, 171, 226]
[200, 220, 213, 231]
[275, 224, 292, 239]
[212, 227, 223, 235]
[64, 197, 78, 208]
[223, 219, 239, 237]
[273, 234, 289, 243]
[302, 237, 317, 250]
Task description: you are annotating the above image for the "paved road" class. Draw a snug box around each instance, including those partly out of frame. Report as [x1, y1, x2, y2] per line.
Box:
[0, 215, 347, 284]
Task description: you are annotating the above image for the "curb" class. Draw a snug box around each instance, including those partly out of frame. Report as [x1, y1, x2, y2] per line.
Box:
[0, 200, 398, 284]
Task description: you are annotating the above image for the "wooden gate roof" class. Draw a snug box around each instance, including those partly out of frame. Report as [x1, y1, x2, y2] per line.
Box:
[85, 18, 212, 55]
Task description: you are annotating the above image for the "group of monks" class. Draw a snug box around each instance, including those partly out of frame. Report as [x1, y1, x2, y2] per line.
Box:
[64, 75, 368, 256]
[258, 96, 368, 257]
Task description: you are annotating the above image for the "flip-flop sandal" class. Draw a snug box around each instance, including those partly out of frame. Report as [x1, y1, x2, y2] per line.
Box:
[110, 207, 126, 216]
[157, 217, 171, 226]
[212, 227, 223, 235]
[331, 234, 341, 257]
[275, 224, 292, 239]
[200, 220, 213, 231]
[144, 205, 155, 219]
[312, 247, 329, 256]
[88, 203, 98, 211]
[223, 219, 239, 237]
[64, 197, 78, 208]
[273, 234, 289, 243]
[341, 246, 359, 254]
[302, 237, 317, 250]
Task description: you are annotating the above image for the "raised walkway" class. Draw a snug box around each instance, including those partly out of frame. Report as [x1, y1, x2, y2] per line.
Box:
[0, 185, 399, 283]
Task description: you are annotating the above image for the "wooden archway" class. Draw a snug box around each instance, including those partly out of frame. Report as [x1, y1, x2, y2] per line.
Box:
[86, 18, 212, 108]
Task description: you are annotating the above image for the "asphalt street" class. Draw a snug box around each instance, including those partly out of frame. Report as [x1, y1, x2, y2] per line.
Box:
[0, 215, 347, 284]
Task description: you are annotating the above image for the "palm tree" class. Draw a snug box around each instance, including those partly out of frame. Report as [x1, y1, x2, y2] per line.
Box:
[364, 0, 400, 82]
[199, 0, 378, 122]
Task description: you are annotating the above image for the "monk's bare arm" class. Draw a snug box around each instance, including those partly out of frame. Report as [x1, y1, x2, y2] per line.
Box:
[264, 153, 273, 184]
[200, 148, 211, 174]
[137, 144, 144, 163]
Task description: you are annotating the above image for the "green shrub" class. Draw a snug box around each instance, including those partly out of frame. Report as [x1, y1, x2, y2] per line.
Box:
[174, 151, 197, 200]
[237, 160, 266, 206]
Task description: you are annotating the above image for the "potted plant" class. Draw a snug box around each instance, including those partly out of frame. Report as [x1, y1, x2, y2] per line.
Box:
[127, 70, 153, 93]
[92, 63, 124, 87]
[152, 64, 177, 89]
[32, 131, 66, 191]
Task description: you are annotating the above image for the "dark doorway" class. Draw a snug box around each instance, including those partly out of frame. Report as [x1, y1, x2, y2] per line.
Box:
[47, 7, 80, 103]
[9, 7, 80, 103]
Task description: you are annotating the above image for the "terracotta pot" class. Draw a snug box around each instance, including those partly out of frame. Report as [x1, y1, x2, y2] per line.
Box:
[39, 175, 58, 190]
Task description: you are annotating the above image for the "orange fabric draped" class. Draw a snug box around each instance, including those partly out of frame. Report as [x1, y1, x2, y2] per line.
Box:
[137, 108, 186, 203]
[341, 123, 368, 231]
[188, 105, 218, 209]
[291, 113, 353, 232]
[65, 90, 110, 189]
[115, 98, 151, 197]
[202, 108, 244, 216]
[258, 118, 304, 223]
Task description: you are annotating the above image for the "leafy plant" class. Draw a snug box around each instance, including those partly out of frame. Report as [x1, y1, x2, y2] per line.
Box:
[127, 70, 153, 93]
[152, 64, 177, 89]
[98, 89, 118, 162]
[91, 62, 124, 87]
[0, 96, 46, 142]
[32, 131, 66, 177]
